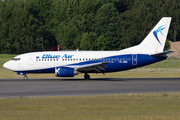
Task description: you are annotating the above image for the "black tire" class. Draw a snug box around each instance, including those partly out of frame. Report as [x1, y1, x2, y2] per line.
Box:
[84, 74, 90, 80]
[23, 76, 28, 80]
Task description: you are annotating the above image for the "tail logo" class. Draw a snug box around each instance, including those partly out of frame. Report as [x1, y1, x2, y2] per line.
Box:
[153, 25, 165, 45]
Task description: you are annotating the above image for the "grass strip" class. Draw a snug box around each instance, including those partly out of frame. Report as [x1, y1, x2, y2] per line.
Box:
[0, 92, 180, 120]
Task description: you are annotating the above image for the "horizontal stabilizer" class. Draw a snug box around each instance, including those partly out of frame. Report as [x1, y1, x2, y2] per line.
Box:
[150, 50, 175, 57]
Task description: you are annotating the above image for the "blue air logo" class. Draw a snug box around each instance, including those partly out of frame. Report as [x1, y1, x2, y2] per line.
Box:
[42, 54, 74, 59]
[56, 68, 63, 74]
[62, 54, 74, 58]
[42, 54, 61, 58]
[153, 25, 165, 45]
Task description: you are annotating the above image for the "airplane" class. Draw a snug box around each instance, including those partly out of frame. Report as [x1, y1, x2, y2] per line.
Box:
[3, 17, 174, 80]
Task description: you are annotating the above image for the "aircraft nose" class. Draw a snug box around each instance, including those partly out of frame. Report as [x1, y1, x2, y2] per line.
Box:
[3, 62, 8, 69]
[3, 61, 12, 70]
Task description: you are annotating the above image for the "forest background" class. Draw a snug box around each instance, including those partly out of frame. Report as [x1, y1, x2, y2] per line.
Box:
[0, 0, 180, 54]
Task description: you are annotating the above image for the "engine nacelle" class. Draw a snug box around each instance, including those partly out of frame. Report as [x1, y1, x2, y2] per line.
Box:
[55, 67, 79, 77]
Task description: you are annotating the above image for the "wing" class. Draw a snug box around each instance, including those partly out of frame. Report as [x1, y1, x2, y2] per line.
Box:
[75, 62, 110, 73]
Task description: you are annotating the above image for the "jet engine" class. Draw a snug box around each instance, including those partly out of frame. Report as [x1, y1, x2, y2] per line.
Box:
[55, 67, 79, 77]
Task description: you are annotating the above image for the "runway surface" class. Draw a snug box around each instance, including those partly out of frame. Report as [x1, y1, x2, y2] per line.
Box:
[0, 77, 180, 98]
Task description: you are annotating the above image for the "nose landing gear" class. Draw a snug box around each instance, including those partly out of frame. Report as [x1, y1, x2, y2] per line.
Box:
[84, 73, 90, 80]
[23, 75, 28, 80]
[17, 72, 28, 80]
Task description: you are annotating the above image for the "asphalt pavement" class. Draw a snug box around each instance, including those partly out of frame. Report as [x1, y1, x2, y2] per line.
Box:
[0, 77, 180, 98]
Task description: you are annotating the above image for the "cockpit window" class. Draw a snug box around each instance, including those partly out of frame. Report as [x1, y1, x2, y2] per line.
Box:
[12, 58, 21, 61]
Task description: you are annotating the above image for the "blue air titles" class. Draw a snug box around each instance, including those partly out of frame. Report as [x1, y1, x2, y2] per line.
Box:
[62, 54, 74, 58]
[42, 54, 74, 59]
[42, 54, 60, 58]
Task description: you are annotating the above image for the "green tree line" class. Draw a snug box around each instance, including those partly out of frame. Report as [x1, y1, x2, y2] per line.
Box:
[0, 0, 179, 54]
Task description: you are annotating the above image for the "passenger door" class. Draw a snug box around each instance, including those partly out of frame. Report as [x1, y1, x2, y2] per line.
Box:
[28, 55, 34, 66]
[132, 54, 137, 65]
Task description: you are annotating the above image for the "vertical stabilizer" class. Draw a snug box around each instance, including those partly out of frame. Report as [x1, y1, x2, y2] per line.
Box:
[139, 17, 171, 53]
[122, 17, 171, 54]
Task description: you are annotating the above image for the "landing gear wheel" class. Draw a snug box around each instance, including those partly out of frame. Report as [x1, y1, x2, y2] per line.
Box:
[23, 76, 28, 80]
[84, 74, 90, 80]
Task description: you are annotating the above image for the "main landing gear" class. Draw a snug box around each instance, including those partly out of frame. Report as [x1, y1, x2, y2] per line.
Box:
[23, 75, 28, 80]
[84, 73, 90, 80]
